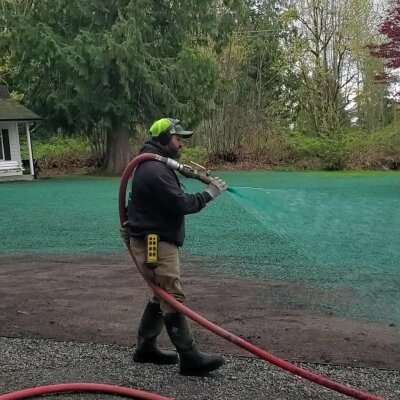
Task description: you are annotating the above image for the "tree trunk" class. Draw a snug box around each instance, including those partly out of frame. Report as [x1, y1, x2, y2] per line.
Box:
[103, 119, 131, 175]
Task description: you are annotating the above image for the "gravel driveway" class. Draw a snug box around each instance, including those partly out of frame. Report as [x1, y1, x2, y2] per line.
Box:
[1, 337, 399, 400]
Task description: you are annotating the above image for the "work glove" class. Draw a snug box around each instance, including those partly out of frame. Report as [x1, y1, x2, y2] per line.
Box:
[120, 221, 130, 246]
[205, 177, 228, 199]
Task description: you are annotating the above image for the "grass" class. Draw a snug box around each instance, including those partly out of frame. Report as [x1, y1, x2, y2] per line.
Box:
[0, 171, 399, 326]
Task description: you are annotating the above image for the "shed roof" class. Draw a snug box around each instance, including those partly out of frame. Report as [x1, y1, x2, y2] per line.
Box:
[0, 86, 41, 121]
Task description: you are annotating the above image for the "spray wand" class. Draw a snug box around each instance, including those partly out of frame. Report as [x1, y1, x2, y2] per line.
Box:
[178, 161, 213, 184]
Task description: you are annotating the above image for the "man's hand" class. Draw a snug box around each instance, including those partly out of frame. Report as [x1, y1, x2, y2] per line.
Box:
[205, 177, 228, 199]
[120, 221, 130, 246]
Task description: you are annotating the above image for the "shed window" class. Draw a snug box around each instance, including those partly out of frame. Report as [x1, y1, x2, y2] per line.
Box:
[0, 132, 3, 160]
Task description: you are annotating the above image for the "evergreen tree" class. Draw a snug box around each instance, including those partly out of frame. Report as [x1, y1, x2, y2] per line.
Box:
[1, 0, 243, 173]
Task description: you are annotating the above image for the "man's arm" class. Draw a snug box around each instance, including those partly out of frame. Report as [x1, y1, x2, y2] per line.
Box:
[149, 165, 212, 215]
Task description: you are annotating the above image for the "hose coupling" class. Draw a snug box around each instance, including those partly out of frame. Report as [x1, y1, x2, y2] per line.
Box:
[166, 158, 183, 171]
[157, 156, 213, 185]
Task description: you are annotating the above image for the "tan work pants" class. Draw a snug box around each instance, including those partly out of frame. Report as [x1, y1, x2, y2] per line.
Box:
[130, 237, 185, 314]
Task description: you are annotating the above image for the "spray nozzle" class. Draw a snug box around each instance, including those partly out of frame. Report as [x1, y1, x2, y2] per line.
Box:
[179, 161, 213, 185]
[189, 161, 212, 176]
[160, 156, 213, 184]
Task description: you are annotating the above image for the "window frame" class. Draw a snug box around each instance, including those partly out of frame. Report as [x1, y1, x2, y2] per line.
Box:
[0, 131, 4, 161]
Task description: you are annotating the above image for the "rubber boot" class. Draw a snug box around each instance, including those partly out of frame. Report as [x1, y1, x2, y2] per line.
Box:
[133, 301, 178, 365]
[164, 312, 224, 376]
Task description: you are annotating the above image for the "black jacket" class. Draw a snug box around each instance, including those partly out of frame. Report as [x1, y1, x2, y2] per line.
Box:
[127, 140, 212, 246]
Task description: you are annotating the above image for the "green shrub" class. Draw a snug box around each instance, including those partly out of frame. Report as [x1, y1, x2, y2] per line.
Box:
[19, 136, 95, 174]
[290, 133, 351, 170]
[180, 146, 208, 166]
[290, 125, 400, 170]
[346, 123, 400, 169]
[20, 136, 91, 159]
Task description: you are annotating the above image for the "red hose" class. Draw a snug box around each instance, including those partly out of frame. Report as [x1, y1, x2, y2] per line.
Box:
[118, 153, 387, 400]
[118, 154, 159, 226]
[0, 383, 173, 400]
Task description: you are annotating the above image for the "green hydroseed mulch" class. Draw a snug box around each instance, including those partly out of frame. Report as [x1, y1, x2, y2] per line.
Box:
[0, 172, 399, 325]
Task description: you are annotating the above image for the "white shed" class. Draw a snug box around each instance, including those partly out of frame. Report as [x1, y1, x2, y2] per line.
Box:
[0, 86, 41, 182]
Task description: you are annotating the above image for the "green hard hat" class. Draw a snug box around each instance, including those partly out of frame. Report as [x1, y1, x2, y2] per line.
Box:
[149, 118, 193, 138]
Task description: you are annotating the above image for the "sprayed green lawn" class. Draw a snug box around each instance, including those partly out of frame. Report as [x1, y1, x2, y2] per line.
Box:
[1, 171, 399, 325]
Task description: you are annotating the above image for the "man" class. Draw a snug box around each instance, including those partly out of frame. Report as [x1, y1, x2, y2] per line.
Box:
[126, 117, 228, 376]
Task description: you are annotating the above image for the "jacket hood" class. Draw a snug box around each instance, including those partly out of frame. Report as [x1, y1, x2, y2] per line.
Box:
[139, 139, 180, 159]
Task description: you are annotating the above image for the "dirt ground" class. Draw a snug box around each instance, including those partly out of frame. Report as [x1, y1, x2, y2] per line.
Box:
[0, 253, 399, 371]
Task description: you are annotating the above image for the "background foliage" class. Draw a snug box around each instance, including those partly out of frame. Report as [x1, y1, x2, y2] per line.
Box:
[1, 0, 399, 173]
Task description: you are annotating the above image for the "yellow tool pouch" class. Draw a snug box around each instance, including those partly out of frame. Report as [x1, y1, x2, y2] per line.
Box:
[146, 233, 159, 268]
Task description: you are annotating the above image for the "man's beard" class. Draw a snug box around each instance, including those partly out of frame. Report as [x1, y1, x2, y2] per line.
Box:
[148, 139, 181, 160]
[166, 143, 181, 160]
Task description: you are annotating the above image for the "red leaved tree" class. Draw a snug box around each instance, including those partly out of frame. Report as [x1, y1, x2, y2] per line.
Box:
[370, 3, 400, 83]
